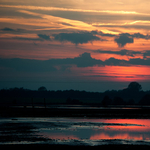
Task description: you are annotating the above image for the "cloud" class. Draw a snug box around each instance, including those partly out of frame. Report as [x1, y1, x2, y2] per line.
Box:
[143, 50, 150, 58]
[57, 52, 150, 67]
[104, 57, 127, 66]
[2, 27, 149, 47]
[1, 52, 150, 74]
[1, 27, 25, 33]
[0, 28, 51, 41]
[114, 33, 134, 47]
[132, 32, 150, 39]
[94, 31, 150, 47]
[96, 31, 116, 37]
[129, 58, 150, 66]
[0, 4, 144, 15]
[37, 34, 51, 40]
[46, 52, 103, 68]
[104, 57, 150, 66]
[0, 53, 101, 73]
[0, 53, 103, 73]
[0, 58, 56, 72]
[114, 32, 150, 47]
[98, 31, 150, 40]
[94, 49, 150, 60]
[94, 49, 142, 57]
[1, 27, 16, 32]
[14, 37, 43, 41]
[53, 31, 103, 44]
[73, 52, 103, 67]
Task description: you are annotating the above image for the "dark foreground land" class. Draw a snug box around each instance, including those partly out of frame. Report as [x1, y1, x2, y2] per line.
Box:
[0, 144, 150, 149]
[1, 106, 150, 118]
[1, 106, 150, 148]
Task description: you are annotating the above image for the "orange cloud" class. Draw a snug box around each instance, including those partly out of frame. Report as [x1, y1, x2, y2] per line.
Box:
[0, 4, 147, 15]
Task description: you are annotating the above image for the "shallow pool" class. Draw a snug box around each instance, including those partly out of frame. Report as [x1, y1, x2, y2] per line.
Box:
[1, 118, 150, 146]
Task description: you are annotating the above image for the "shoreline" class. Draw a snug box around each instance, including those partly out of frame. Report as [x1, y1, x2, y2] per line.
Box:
[1, 112, 150, 147]
[1, 106, 150, 118]
[0, 144, 150, 149]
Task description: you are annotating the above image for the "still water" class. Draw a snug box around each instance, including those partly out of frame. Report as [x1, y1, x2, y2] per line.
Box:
[1, 118, 150, 145]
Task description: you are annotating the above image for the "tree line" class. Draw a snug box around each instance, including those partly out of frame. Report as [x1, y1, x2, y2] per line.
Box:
[0, 82, 150, 106]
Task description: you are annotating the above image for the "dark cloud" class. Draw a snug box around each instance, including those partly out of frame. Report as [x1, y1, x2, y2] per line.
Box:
[114, 32, 150, 47]
[0, 53, 103, 73]
[46, 52, 103, 68]
[104, 57, 150, 66]
[94, 49, 150, 60]
[14, 37, 43, 41]
[114, 33, 134, 47]
[129, 58, 150, 66]
[1, 28, 149, 47]
[13, 35, 50, 41]
[1, 27, 25, 32]
[0, 58, 56, 72]
[52, 52, 150, 67]
[73, 52, 103, 67]
[37, 34, 51, 40]
[104, 57, 128, 66]
[53, 31, 104, 44]
[143, 50, 150, 58]
[1, 27, 15, 32]
[1, 28, 51, 41]
[1, 53, 150, 74]
[0, 53, 102, 73]
[132, 33, 150, 39]
[94, 49, 142, 57]
[93, 31, 150, 47]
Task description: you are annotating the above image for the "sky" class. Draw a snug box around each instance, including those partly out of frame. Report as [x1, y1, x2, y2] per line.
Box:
[0, 0, 150, 92]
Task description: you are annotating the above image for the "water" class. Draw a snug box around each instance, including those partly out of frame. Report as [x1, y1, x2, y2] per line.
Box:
[10, 105, 141, 109]
[1, 118, 150, 145]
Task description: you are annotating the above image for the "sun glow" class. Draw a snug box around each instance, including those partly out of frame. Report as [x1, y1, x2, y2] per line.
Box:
[83, 65, 150, 82]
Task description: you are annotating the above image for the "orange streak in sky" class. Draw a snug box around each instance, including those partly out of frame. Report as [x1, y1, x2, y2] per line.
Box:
[82, 65, 150, 82]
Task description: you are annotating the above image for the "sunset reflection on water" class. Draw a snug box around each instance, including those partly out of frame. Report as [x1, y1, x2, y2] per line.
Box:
[39, 118, 150, 142]
[89, 119, 150, 141]
[1, 118, 150, 145]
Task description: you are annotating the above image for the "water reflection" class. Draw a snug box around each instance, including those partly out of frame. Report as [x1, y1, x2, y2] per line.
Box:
[10, 105, 142, 110]
[1, 118, 150, 145]
[39, 118, 150, 142]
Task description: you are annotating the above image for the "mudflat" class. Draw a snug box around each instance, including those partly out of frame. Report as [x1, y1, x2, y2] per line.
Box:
[1, 106, 150, 147]
[0, 106, 150, 118]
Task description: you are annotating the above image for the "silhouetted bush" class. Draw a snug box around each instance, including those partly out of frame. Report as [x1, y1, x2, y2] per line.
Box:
[139, 94, 150, 105]
[66, 98, 82, 104]
[113, 97, 125, 105]
[38, 86, 47, 91]
[102, 96, 112, 106]
[127, 99, 135, 105]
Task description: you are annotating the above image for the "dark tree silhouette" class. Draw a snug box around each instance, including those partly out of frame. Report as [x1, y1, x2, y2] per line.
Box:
[102, 95, 112, 106]
[127, 82, 142, 92]
[66, 98, 82, 104]
[66, 98, 72, 104]
[139, 94, 150, 105]
[127, 99, 135, 105]
[113, 97, 125, 105]
[38, 86, 47, 91]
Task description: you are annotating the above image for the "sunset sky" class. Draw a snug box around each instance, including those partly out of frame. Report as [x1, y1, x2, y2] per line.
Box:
[0, 0, 150, 91]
